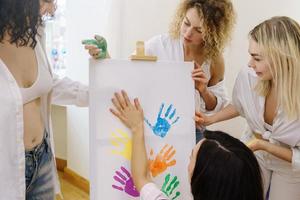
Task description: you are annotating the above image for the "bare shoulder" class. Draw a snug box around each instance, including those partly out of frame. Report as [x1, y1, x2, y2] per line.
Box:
[208, 54, 225, 86]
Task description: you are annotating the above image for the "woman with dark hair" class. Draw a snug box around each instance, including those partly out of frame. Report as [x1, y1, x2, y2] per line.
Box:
[110, 90, 264, 200]
[0, 0, 88, 199]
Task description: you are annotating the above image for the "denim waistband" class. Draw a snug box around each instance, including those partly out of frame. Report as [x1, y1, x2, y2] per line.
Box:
[25, 130, 49, 158]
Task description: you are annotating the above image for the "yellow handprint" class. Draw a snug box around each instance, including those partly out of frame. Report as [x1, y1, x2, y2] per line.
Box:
[148, 144, 176, 177]
[110, 129, 132, 160]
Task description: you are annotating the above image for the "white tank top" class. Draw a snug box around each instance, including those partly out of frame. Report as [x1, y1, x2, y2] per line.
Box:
[19, 40, 53, 104]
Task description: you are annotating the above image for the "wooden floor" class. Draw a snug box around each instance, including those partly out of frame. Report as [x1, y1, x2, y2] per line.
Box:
[56, 171, 89, 200]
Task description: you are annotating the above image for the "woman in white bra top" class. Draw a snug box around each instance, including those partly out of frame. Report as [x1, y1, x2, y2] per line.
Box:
[0, 0, 88, 199]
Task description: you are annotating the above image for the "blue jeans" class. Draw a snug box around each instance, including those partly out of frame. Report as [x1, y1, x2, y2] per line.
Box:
[196, 127, 205, 143]
[25, 130, 55, 200]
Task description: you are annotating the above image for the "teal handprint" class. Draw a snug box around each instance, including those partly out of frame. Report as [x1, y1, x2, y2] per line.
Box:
[161, 173, 181, 200]
[145, 103, 180, 138]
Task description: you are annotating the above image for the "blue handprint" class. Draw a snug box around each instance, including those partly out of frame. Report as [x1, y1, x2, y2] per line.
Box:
[145, 103, 180, 138]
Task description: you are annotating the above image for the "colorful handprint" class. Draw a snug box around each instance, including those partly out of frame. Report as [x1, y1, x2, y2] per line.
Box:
[112, 166, 140, 197]
[161, 173, 181, 200]
[148, 144, 176, 177]
[145, 103, 180, 138]
[110, 129, 132, 160]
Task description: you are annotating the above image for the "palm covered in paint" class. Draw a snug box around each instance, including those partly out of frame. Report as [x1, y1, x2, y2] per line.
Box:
[161, 174, 181, 200]
[145, 103, 180, 138]
[149, 145, 176, 177]
[112, 166, 140, 197]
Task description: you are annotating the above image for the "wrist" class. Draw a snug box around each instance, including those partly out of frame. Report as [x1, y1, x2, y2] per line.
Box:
[258, 140, 269, 151]
[131, 124, 144, 135]
[199, 87, 208, 95]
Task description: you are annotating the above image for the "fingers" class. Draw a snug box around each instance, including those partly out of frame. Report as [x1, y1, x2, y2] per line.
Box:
[121, 90, 131, 107]
[194, 62, 201, 69]
[134, 98, 142, 112]
[111, 95, 123, 112]
[192, 69, 207, 78]
[84, 44, 102, 58]
[194, 111, 205, 126]
[115, 92, 127, 109]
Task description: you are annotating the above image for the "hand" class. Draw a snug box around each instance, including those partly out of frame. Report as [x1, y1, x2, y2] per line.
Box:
[195, 111, 215, 127]
[144, 103, 180, 138]
[110, 129, 132, 160]
[192, 62, 209, 93]
[148, 144, 176, 177]
[110, 90, 144, 134]
[246, 138, 266, 152]
[112, 166, 140, 197]
[82, 35, 108, 59]
[161, 173, 181, 200]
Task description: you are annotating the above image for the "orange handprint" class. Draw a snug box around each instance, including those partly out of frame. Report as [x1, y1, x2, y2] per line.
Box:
[148, 144, 176, 177]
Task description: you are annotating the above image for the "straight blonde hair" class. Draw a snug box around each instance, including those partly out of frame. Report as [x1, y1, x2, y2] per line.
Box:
[249, 16, 300, 119]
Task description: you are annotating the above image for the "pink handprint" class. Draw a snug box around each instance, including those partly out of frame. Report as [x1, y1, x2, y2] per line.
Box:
[112, 166, 140, 197]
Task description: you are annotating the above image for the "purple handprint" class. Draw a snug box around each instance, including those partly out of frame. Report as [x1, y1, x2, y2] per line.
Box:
[112, 166, 140, 197]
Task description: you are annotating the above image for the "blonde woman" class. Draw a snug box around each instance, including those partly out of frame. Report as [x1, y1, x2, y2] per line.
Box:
[196, 16, 300, 200]
[86, 0, 236, 142]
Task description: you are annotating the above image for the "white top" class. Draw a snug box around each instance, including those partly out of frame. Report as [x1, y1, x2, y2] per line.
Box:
[19, 38, 53, 104]
[140, 183, 168, 200]
[0, 28, 89, 200]
[232, 67, 300, 171]
[145, 34, 229, 113]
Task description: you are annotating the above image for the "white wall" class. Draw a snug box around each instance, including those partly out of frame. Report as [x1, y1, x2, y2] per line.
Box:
[52, 105, 67, 160]
[63, 0, 300, 180]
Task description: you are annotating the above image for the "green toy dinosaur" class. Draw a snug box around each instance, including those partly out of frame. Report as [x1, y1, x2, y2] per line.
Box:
[82, 35, 107, 59]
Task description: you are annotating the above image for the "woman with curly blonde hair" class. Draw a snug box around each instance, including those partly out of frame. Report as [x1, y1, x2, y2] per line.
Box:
[85, 0, 236, 142]
[144, 0, 236, 142]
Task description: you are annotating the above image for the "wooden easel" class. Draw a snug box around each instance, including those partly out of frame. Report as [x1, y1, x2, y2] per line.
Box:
[130, 41, 157, 61]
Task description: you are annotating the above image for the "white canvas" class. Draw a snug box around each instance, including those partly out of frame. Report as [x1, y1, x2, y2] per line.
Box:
[89, 59, 195, 200]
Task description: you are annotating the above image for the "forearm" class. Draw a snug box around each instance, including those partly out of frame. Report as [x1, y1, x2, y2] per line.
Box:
[211, 104, 239, 124]
[261, 141, 292, 162]
[200, 89, 217, 111]
[131, 127, 151, 191]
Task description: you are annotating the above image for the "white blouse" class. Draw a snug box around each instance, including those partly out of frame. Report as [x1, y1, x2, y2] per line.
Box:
[232, 67, 300, 171]
[145, 34, 229, 114]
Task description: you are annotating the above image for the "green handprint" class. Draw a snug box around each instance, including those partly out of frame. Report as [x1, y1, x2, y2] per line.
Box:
[110, 129, 132, 160]
[161, 173, 181, 200]
[82, 35, 107, 59]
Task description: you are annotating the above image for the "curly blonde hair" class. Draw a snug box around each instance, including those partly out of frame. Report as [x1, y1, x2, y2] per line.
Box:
[169, 0, 236, 59]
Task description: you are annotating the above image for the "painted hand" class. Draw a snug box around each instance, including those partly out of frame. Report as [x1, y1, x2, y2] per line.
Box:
[148, 145, 176, 177]
[246, 138, 266, 152]
[112, 166, 140, 197]
[161, 173, 181, 200]
[145, 103, 180, 138]
[82, 35, 107, 59]
[110, 129, 132, 160]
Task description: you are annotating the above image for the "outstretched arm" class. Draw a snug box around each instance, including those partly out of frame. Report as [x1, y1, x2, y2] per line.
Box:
[110, 90, 151, 191]
[195, 104, 240, 127]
